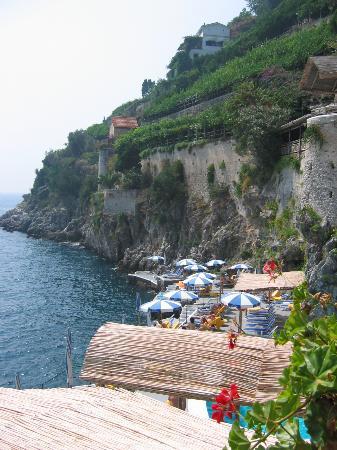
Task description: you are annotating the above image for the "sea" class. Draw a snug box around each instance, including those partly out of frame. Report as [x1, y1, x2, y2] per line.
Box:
[0, 193, 150, 389]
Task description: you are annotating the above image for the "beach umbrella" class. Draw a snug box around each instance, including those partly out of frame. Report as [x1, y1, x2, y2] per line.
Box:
[230, 263, 253, 270]
[206, 259, 226, 267]
[139, 298, 182, 314]
[176, 258, 196, 267]
[163, 289, 199, 303]
[185, 272, 216, 280]
[184, 264, 207, 272]
[184, 275, 213, 288]
[221, 292, 261, 331]
[147, 256, 165, 263]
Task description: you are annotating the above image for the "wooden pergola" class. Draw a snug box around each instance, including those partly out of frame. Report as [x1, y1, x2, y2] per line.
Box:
[300, 56, 337, 94]
[80, 323, 291, 404]
[0, 386, 240, 449]
[234, 271, 305, 292]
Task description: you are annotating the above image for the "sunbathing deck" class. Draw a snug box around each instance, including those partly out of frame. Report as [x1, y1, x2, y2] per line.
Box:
[128, 271, 158, 288]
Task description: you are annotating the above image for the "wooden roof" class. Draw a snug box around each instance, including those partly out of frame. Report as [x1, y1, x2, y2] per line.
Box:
[0, 386, 239, 449]
[111, 116, 138, 129]
[235, 271, 305, 292]
[80, 323, 291, 404]
[300, 56, 337, 94]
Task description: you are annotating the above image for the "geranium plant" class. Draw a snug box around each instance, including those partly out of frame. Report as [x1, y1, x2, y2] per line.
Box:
[224, 283, 337, 450]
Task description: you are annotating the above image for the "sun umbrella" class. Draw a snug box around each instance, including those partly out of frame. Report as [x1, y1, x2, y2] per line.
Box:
[163, 289, 199, 303]
[221, 292, 261, 331]
[176, 258, 196, 267]
[230, 263, 253, 270]
[184, 264, 207, 272]
[185, 272, 216, 280]
[206, 259, 226, 267]
[139, 298, 182, 314]
[184, 275, 213, 288]
[147, 256, 165, 263]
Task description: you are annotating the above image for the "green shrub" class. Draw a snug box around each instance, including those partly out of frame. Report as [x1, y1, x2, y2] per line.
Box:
[143, 22, 333, 120]
[149, 161, 186, 224]
[219, 160, 226, 170]
[303, 124, 325, 148]
[274, 155, 301, 173]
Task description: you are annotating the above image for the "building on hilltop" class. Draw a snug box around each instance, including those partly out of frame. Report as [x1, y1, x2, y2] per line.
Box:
[189, 22, 229, 59]
[109, 116, 138, 140]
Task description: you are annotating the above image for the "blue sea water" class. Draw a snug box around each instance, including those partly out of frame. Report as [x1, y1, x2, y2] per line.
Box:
[206, 402, 311, 441]
[0, 193, 150, 389]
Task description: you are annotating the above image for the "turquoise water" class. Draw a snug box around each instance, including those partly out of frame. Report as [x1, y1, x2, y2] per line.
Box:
[206, 402, 310, 440]
[0, 194, 150, 389]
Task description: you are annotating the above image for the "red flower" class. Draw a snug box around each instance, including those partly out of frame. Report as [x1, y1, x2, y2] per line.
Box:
[212, 384, 240, 423]
[227, 332, 238, 350]
[263, 259, 282, 281]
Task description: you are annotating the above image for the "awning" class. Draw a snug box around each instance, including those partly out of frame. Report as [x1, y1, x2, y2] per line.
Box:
[80, 323, 291, 404]
[0, 386, 240, 449]
[234, 271, 305, 292]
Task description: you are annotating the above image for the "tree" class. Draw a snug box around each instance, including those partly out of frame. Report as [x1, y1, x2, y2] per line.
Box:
[142, 79, 155, 97]
[246, 0, 282, 15]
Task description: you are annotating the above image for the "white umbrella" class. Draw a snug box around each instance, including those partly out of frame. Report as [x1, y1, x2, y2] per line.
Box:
[230, 263, 253, 270]
[184, 275, 213, 288]
[176, 259, 196, 267]
[184, 264, 207, 272]
[221, 292, 261, 330]
[147, 256, 165, 263]
[139, 298, 182, 314]
[162, 289, 199, 303]
[206, 259, 226, 267]
[185, 272, 216, 280]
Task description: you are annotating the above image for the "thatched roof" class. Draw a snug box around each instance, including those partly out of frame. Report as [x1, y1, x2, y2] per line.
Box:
[0, 386, 241, 449]
[80, 323, 291, 404]
[300, 56, 337, 94]
[234, 271, 305, 292]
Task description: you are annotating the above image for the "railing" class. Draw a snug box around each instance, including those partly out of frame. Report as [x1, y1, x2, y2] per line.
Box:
[280, 139, 304, 157]
[142, 127, 231, 153]
[143, 89, 233, 123]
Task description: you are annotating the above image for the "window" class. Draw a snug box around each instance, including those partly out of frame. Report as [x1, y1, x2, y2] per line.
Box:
[205, 40, 223, 47]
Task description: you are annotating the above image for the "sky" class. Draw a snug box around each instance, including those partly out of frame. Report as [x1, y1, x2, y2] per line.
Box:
[0, 0, 246, 193]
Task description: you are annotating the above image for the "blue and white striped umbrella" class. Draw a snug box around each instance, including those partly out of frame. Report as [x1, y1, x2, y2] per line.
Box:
[176, 258, 196, 267]
[185, 272, 216, 281]
[230, 263, 253, 270]
[147, 256, 165, 263]
[163, 289, 199, 302]
[184, 275, 214, 288]
[139, 298, 182, 314]
[221, 292, 261, 309]
[184, 264, 207, 272]
[206, 259, 226, 267]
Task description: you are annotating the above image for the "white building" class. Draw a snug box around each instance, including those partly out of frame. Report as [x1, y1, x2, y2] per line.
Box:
[189, 22, 230, 59]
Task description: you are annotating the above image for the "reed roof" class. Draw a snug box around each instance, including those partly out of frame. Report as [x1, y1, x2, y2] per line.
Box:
[300, 56, 337, 94]
[80, 323, 291, 404]
[234, 271, 305, 292]
[0, 386, 240, 449]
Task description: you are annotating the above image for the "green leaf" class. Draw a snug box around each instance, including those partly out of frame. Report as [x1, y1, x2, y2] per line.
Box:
[228, 422, 251, 450]
[297, 344, 337, 395]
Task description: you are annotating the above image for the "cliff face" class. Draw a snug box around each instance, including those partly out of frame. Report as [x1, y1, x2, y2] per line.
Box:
[1, 115, 337, 297]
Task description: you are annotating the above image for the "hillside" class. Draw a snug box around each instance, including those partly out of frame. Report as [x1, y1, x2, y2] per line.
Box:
[1, 0, 337, 295]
